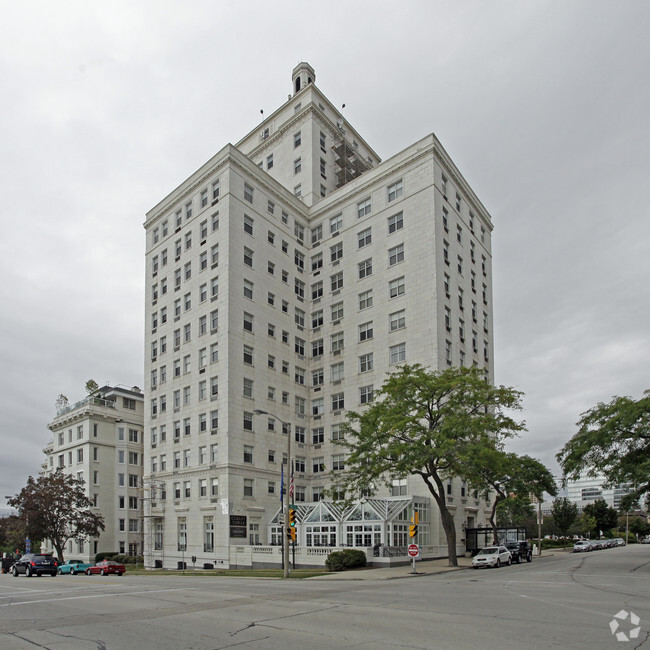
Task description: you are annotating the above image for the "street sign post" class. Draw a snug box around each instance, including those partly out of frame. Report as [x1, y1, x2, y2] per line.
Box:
[408, 543, 420, 574]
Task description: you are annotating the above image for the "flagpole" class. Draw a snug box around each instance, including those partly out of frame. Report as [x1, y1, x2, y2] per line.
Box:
[254, 409, 291, 578]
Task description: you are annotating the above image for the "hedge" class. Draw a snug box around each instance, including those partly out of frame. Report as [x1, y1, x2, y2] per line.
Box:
[325, 549, 367, 572]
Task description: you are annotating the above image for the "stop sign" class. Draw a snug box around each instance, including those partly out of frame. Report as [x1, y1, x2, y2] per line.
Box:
[408, 544, 419, 557]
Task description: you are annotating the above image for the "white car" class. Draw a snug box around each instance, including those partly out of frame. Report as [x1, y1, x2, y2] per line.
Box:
[472, 546, 512, 569]
[573, 540, 591, 552]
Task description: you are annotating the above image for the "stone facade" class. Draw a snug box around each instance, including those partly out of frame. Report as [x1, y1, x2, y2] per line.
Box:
[45, 385, 144, 561]
[143, 63, 494, 568]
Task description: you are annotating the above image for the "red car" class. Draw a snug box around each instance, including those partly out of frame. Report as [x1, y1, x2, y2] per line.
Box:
[85, 560, 126, 576]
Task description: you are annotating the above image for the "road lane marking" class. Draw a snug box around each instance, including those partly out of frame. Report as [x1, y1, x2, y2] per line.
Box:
[0, 587, 192, 607]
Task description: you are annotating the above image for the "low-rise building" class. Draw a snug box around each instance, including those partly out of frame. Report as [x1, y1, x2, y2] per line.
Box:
[44, 385, 144, 561]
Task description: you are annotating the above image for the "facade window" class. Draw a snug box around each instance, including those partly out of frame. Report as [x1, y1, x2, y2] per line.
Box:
[243, 279, 254, 300]
[358, 258, 372, 279]
[311, 225, 323, 245]
[331, 301, 344, 321]
[388, 243, 404, 266]
[312, 368, 324, 386]
[332, 393, 345, 411]
[243, 378, 254, 398]
[243, 479, 254, 497]
[243, 312, 253, 332]
[387, 180, 403, 202]
[388, 212, 403, 233]
[312, 281, 323, 300]
[330, 214, 342, 234]
[243, 445, 253, 463]
[243, 247, 253, 268]
[445, 306, 451, 331]
[294, 131, 301, 148]
[294, 158, 302, 174]
[358, 227, 372, 248]
[330, 242, 343, 262]
[390, 342, 406, 364]
[312, 309, 323, 329]
[360, 385, 374, 404]
[312, 338, 324, 357]
[332, 454, 345, 471]
[331, 332, 344, 352]
[359, 289, 373, 310]
[294, 278, 305, 299]
[266, 154, 273, 170]
[243, 411, 253, 431]
[244, 184, 254, 203]
[390, 309, 406, 331]
[331, 361, 344, 382]
[312, 398, 324, 416]
[359, 352, 373, 373]
[358, 321, 373, 342]
[243, 214, 254, 236]
[210, 376, 219, 397]
[294, 184, 302, 197]
[331, 271, 343, 291]
[357, 198, 371, 218]
[320, 157, 327, 178]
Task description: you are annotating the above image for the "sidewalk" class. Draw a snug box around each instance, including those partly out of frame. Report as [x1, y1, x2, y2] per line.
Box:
[308, 552, 556, 581]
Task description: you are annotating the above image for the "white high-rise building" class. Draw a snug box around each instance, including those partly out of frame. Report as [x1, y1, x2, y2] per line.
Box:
[143, 63, 495, 568]
[45, 385, 145, 561]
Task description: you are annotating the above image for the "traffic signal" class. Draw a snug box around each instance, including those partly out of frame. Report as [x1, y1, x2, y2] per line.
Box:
[286, 526, 296, 542]
[409, 510, 419, 538]
[289, 508, 297, 528]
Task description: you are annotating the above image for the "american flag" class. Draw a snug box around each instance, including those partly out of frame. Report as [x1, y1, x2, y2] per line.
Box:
[289, 460, 294, 499]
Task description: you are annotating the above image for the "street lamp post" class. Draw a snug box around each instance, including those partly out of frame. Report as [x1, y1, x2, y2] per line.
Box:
[254, 409, 291, 578]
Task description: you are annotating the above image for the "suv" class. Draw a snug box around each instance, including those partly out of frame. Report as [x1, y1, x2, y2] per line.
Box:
[12, 554, 58, 577]
[505, 540, 533, 563]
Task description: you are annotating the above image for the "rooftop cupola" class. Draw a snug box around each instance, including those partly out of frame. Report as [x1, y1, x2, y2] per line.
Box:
[292, 62, 315, 95]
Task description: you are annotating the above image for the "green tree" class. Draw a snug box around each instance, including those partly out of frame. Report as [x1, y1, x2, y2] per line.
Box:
[577, 513, 597, 538]
[85, 379, 99, 396]
[7, 470, 104, 562]
[0, 514, 39, 554]
[557, 390, 650, 506]
[551, 498, 579, 547]
[582, 499, 618, 537]
[469, 450, 557, 544]
[336, 364, 525, 566]
[496, 494, 535, 527]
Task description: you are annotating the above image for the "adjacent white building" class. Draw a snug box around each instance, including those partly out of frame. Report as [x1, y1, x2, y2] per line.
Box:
[143, 63, 495, 568]
[45, 385, 145, 561]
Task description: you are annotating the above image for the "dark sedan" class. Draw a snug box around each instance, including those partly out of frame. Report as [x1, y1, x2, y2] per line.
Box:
[12, 553, 58, 577]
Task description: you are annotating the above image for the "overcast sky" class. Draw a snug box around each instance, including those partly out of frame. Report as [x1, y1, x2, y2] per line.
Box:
[1, 0, 649, 512]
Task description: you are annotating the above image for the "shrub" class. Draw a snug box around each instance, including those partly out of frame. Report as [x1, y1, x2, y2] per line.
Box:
[325, 549, 367, 572]
[95, 552, 118, 562]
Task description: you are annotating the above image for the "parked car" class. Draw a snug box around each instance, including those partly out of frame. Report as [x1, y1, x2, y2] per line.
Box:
[573, 540, 592, 552]
[505, 540, 533, 563]
[472, 546, 512, 569]
[58, 560, 93, 575]
[12, 554, 58, 577]
[85, 560, 126, 576]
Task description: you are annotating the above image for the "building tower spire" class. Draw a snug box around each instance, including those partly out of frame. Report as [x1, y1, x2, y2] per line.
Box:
[292, 62, 315, 95]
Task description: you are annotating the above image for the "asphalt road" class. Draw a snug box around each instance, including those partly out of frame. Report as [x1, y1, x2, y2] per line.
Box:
[0, 545, 648, 649]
